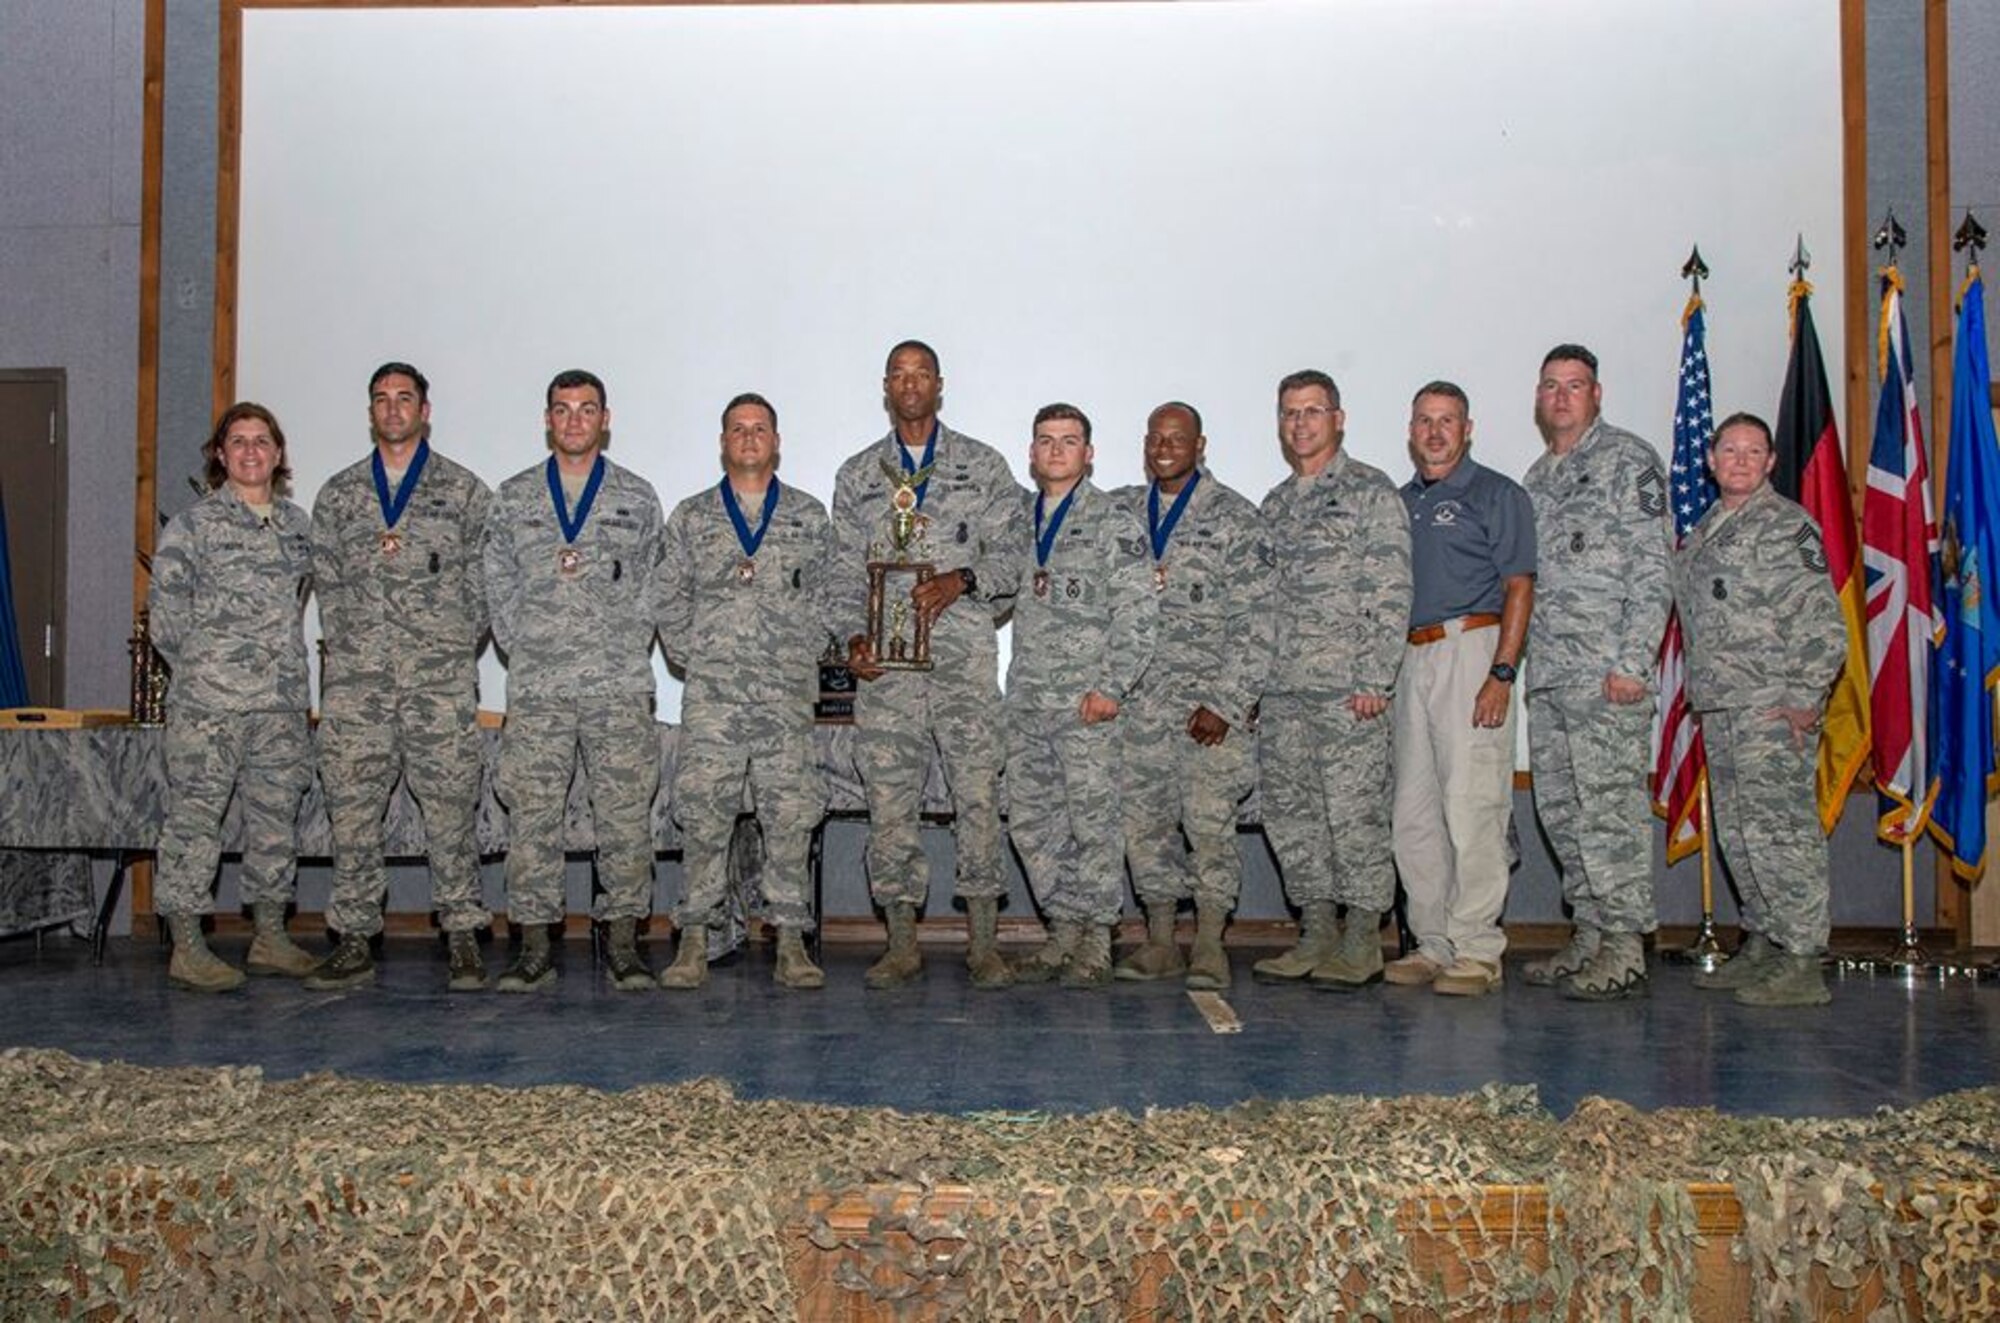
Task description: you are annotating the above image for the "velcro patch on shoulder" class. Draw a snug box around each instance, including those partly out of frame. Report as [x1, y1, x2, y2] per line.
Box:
[1636, 467, 1666, 518]
[1792, 522, 1827, 574]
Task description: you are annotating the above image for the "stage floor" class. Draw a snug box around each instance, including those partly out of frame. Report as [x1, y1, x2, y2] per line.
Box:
[1, 931, 1995, 1118]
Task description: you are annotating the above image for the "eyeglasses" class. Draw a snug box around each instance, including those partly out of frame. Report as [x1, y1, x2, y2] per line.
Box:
[1278, 405, 1336, 425]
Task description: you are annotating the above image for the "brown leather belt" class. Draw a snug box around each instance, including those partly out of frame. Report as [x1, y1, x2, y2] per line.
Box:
[1407, 612, 1501, 646]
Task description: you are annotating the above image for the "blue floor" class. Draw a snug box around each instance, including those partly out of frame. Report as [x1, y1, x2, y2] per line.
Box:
[2, 932, 1995, 1119]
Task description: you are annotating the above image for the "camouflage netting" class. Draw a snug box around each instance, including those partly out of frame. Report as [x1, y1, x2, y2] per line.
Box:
[0, 1048, 1995, 1320]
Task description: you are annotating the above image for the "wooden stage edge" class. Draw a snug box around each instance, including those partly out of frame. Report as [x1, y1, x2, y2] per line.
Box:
[789, 1181, 1939, 1321]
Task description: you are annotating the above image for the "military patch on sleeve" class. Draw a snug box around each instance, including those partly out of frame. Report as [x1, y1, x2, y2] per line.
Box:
[1793, 522, 1827, 574]
[1636, 467, 1666, 518]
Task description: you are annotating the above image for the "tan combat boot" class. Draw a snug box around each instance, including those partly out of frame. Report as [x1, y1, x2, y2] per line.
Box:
[1012, 918, 1081, 983]
[1252, 901, 1336, 982]
[1310, 908, 1384, 991]
[1522, 925, 1599, 988]
[657, 924, 709, 990]
[1185, 905, 1232, 991]
[1564, 932, 1649, 1002]
[964, 897, 1013, 990]
[245, 903, 318, 978]
[166, 915, 244, 993]
[864, 903, 924, 989]
[1114, 903, 1186, 982]
[1060, 924, 1114, 988]
[774, 928, 825, 990]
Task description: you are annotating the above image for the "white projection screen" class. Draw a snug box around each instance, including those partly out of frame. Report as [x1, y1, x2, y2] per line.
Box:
[234, 0, 1843, 720]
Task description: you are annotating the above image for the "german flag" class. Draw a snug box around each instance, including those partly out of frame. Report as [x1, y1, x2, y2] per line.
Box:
[1775, 277, 1870, 832]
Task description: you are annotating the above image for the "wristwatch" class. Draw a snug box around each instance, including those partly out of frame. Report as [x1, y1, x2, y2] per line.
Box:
[957, 567, 979, 601]
[1488, 662, 1518, 684]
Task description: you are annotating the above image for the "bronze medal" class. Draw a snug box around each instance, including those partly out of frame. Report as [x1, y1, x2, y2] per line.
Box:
[1033, 569, 1050, 598]
[1153, 563, 1167, 590]
[378, 530, 403, 557]
[737, 558, 757, 583]
[558, 546, 584, 578]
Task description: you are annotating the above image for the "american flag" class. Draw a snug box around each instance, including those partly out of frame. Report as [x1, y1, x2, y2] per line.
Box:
[1861, 266, 1939, 840]
[1651, 294, 1717, 862]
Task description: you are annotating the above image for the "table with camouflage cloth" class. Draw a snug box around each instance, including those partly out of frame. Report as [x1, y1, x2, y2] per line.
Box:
[0, 723, 952, 935]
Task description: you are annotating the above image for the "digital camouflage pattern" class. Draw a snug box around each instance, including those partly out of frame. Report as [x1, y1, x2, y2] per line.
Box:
[1672, 484, 1848, 952]
[148, 487, 312, 715]
[1521, 421, 1670, 689]
[830, 427, 1023, 908]
[486, 457, 667, 926]
[483, 458, 666, 702]
[1005, 481, 1158, 924]
[313, 446, 492, 937]
[660, 482, 837, 932]
[1523, 420, 1671, 937]
[1111, 472, 1273, 910]
[147, 488, 313, 918]
[7, 1049, 1999, 1321]
[1258, 449, 1411, 910]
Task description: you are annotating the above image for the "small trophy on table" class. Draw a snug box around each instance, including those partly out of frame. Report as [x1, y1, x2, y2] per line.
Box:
[128, 610, 167, 726]
[864, 459, 937, 671]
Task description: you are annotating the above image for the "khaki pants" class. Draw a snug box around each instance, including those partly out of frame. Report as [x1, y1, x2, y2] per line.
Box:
[1392, 621, 1515, 966]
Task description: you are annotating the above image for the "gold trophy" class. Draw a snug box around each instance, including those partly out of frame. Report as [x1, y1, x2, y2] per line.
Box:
[864, 459, 937, 671]
[128, 611, 167, 726]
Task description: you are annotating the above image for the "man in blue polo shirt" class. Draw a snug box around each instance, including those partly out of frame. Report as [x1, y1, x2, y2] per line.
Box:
[1385, 380, 1536, 997]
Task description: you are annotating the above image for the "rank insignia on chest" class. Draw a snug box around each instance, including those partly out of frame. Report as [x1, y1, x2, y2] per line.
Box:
[1190, 583, 1205, 602]
[1712, 577, 1727, 600]
[1570, 531, 1585, 553]
[956, 521, 970, 544]
[1065, 577, 1081, 599]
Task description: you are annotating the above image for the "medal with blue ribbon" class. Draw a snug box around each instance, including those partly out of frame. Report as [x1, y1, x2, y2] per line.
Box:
[546, 454, 605, 577]
[372, 438, 430, 556]
[1032, 485, 1078, 598]
[900, 421, 938, 509]
[1147, 470, 1200, 590]
[721, 478, 780, 583]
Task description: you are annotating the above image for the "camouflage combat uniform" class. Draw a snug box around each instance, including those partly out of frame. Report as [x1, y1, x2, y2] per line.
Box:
[1522, 420, 1670, 938]
[484, 457, 666, 926]
[1005, 481, 1159, 924]
[829, 426, 1023, 910]
[1671, 484, 1847, 953]
[1258, 449, 1412, 914]
[1110, 471, 1274, 914]
[659, 480, 835, 932]
[312, 442, 492, 937]
[147, 488, 314, 918]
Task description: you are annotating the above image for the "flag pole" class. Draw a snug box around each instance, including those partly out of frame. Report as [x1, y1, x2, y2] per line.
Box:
[1687, 777, 1726, 970]
[1659, 245, 1727, 970]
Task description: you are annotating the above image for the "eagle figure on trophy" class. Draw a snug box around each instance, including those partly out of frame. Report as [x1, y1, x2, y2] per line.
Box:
[878, 457, 935, 559]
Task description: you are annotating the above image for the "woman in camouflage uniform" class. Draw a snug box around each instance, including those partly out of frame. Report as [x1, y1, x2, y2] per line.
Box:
[147, 402, 318, 991]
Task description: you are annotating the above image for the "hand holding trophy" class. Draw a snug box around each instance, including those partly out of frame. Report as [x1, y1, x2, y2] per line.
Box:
[862, 458, 938, 672]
